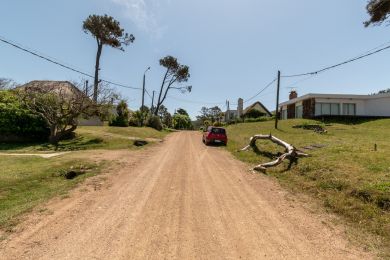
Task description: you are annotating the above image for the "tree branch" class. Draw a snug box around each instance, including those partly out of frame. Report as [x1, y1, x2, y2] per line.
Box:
[241, 134, 309, 172]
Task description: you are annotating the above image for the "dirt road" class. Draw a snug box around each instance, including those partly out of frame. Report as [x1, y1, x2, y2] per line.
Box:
[0, 132, 371, 259]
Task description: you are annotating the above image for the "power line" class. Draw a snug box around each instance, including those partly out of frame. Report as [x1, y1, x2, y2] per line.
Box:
[0, 36, 141, 90]
[282, 42, 390, 78]
[243, 78, 277, 104]
[145, 89, 153, 99]
[283, 74, 316, 89]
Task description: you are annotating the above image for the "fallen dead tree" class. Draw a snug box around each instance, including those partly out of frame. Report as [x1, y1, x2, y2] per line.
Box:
[241, 134, 309, 172]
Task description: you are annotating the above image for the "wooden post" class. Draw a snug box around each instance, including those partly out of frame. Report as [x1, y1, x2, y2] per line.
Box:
[151, 90, 155, 113]
[141, 73, 146, 127]
[275, 70, 281, 129]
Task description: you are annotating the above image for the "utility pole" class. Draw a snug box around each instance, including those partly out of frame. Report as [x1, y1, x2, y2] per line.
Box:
[141, 67, 150, 127]
[227, 100, 230, 122]
[275, 70, 281, 129]
[151, 91, 155, 113]
[85, 80, 89, 96]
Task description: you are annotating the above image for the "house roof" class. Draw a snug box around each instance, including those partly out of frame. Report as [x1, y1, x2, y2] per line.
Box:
[243, 101, 272, 116]
[18, 81, 85, 97]
[279, 92, 390, 107]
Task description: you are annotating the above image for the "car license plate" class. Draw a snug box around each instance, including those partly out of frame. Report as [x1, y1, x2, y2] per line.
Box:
[214, 140, 222, 143]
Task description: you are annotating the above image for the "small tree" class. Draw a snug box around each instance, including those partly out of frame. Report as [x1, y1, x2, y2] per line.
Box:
[110, 100, 129, 127]
[204, 120, 212, 129]
[154, 56, 191, 115]
[176, 108, 190, 116]
[196, 106, 222, 123]
[173, 114, 192, 130]
[146, 115, 163, 131]
[158, 105, 173, 128]
[18, 83, 96, 145]
[129, 110, 144, 127]
[364, 0, 390, 27]
[196, 107, 210, 124]
[83, 14, 135, 102]
[209, 106, 222, 123]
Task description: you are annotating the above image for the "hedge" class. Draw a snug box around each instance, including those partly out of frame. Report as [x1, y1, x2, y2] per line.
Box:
[0, 90, 49, 142]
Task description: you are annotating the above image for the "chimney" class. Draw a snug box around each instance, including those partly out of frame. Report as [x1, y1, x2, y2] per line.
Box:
[237, 98, 244, 118]
[289, 90, 298, 100]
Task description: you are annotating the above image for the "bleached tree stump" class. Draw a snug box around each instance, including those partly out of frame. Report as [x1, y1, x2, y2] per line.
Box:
[241, 134, 309, 172]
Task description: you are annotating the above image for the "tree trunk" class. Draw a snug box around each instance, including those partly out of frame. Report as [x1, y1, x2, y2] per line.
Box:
[93, 42, 103, 103]
[155, 69, 170, 116]
[241, 134, 309, 172]
[48, 124, 78, 145]
[49, 125, 59, 145]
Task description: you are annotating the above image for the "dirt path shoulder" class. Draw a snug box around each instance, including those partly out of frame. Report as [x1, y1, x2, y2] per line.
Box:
[0, 132, 373, 259]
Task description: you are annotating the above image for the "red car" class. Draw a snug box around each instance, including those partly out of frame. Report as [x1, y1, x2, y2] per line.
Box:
[202, 126, 228, 146]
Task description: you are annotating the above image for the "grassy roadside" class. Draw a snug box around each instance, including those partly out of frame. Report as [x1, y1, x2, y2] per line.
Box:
[0, 126, 169, 152]
[225, 119, 390, 256]
[0, 126, 170, 233]
[0, 154, 105, 231]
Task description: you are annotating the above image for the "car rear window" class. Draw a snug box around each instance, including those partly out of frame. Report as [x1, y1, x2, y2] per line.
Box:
[211, 128, 226, 134]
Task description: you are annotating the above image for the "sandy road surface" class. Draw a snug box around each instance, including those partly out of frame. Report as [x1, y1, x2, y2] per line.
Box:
[0, 132, 371, 259]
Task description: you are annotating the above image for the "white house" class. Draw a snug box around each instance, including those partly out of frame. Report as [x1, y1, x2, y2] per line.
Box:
[279, 91, 390, 119]
[224, 98, 272, 122]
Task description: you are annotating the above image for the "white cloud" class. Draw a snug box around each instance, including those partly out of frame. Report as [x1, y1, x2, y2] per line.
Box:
[111, 0, 166, 38]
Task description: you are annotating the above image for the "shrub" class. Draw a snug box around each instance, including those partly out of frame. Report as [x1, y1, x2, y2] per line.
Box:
[204, 120, 212, 129]
[128, 110, 144, 127]
[213, 121, 222, 127]
[0, 90, 50, 141]
[146, 115, 163, 131]
[173, 114, 192, 130]
[243, 116, 271, 123]
[109, 100, 129, 127]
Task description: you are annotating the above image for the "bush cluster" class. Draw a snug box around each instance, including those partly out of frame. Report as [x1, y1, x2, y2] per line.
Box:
[0, 90, 49, 141]
[109, 100, 129, 127]
[146, 115, 163, 131]
[243, 116, 272, 123]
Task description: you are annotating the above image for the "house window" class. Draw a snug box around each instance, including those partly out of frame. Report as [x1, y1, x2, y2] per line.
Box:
[315, 103, 340, 116]
[322, 103, 331, 115]
[295, 105, 303, 118]
[343, 103, 356, 116]
[331, 103, 340, 115]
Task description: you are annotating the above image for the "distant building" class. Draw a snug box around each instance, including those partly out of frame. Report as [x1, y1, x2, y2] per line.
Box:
[18, 81, 104, 126]
[224, 98, 272, 122]
[242, 101, 272, 117]
[279, 90, 390, 119]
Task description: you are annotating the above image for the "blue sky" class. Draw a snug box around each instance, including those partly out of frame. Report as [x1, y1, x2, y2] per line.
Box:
[1, 0, 389, 119]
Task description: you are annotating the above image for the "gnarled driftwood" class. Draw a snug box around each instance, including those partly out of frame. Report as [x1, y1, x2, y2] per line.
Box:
[241, 134, 308, 172]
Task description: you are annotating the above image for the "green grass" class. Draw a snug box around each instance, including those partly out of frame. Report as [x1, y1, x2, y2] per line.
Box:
[226, 119, 390, 255]
[0, 126, 169, 152]
[0, 155, 105, 230]
[0, 126, 169, 231]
